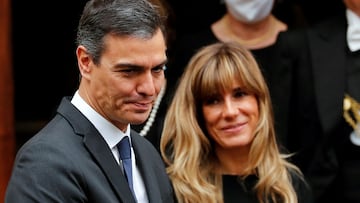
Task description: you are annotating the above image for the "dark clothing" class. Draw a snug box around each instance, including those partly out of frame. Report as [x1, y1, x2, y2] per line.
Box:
[223, 172, 313, 203]
[5, 97, 174, 203]
[282, 11, 360, 203]
[223, 175, 258, 203]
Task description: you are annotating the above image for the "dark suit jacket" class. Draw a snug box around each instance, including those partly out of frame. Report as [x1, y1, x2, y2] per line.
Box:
[5, 97, 174, 203]
[282, 11, 360, 203]
[279, 10, 346, 169]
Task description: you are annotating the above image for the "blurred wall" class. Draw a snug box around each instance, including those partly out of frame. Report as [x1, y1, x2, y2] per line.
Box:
[0, 0, 15, 200]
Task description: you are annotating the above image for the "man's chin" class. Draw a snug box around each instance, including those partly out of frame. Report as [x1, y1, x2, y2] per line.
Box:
[130, 115, 151, 125]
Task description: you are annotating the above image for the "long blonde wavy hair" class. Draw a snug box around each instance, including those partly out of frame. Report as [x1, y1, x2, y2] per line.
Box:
[160, 42, 304, 203]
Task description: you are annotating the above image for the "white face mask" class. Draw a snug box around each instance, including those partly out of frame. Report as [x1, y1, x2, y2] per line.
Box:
[224, 0, 274, 23]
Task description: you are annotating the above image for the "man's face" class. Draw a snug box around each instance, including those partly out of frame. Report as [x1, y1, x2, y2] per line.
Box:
[79, 29, 167, 132]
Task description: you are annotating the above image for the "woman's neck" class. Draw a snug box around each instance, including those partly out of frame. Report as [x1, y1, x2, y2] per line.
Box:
[215, 146, 250, 175]
[211, 14, 287, 49]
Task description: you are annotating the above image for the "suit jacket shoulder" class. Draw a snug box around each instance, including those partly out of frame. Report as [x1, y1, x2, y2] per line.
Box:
[6, 97, 174, 203]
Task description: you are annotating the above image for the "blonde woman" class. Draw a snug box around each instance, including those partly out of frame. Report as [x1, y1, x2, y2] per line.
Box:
[160, 42, 313, 203]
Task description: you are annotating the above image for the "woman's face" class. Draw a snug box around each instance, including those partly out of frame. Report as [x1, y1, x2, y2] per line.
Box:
[202, 81, 259, 149]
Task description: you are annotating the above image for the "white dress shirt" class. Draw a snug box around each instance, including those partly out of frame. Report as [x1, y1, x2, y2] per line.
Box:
[71, 91, 149, 203]
[346, 9, 360, 52]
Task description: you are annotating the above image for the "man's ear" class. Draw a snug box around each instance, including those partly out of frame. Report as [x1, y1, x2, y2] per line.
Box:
[76, 45, 92, 79]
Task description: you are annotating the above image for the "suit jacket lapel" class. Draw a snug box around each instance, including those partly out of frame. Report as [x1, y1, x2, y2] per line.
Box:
[84, 133, 136, 203]
[131, 131, 163, 203]
[57, 97, 136, 203]
[307, 14, 347, 134]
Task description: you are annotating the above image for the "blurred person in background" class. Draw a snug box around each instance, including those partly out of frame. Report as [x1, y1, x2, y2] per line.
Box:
[280, 0, 359, 202]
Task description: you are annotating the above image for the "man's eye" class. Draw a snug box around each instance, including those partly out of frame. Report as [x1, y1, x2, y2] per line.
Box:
[121, 69, 136, 73]
[152, 65, 166, 73]
[118, 68, 141, 74]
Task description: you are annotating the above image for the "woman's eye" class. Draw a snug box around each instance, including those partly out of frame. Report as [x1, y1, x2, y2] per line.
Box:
[234, 90, 247, 98]
[204, 97, 220, 105]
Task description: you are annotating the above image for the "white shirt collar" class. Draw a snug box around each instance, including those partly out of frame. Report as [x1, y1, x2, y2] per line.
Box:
[346, 9, 360, 52]
[71, 91, 130, 149]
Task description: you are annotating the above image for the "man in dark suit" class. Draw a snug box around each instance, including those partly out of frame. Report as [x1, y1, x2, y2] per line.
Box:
[283, 0, 360, 202]
[5, 0, 174, 202]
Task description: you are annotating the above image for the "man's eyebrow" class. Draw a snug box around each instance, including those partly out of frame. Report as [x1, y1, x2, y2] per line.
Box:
[114, 63, 142, 69]
[114, 59, 168, 69]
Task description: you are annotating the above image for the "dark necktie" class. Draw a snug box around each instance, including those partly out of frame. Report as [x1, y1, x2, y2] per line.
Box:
[118, 136, 135, 196]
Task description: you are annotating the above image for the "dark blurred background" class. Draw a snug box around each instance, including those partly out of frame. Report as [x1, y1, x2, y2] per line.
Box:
[12, 0, 88, 148]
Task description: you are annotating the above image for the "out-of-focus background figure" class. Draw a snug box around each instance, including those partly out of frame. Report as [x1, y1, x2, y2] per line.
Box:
[281, 0, 360, 202]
